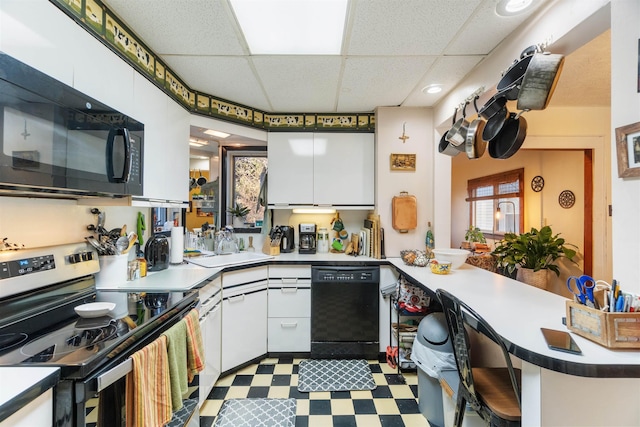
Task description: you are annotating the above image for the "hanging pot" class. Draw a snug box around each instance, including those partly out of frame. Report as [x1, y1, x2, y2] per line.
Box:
[189, 172, 197, 190]
[496, 54, 534, 100]
[445, 102, 470, 148]
[516, 52, 565, 111]
[439, 108, 462, 156]
[196, 170, 207, 186]
[478, 93, 507, 120]
[465, 98, 487, 159]
[488, 111, 528, 159]
[482, 104, 510, 142]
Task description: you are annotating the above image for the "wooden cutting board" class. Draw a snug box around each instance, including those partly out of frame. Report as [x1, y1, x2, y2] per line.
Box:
[392, 192, 417, 233]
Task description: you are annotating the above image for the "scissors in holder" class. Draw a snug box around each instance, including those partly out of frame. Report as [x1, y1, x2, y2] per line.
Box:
[566, 275, 598, 308]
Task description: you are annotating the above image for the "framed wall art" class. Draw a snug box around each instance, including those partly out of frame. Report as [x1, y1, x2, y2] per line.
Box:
[390, 153, 416, 171]
[615, 121, 640, 178]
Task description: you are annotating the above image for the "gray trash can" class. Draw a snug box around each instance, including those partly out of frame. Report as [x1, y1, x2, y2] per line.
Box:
[412, 312, 456, 427]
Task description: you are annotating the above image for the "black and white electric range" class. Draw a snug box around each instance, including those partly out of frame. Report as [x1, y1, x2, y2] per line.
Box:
[0, 243, 198, 426]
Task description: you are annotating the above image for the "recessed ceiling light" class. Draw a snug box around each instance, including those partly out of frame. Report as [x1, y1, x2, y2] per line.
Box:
[203, 129, 230, 138]
[496, 0, 536, 16]
[422, 84, 442, 94]
[230, 0, 348, 55]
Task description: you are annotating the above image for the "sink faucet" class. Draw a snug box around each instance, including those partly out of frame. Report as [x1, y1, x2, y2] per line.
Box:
[216, 226, 239, 254]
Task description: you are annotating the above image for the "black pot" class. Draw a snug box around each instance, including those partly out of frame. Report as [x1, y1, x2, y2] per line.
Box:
[488, 112, 528, 159]
[496, 54, 534, 100]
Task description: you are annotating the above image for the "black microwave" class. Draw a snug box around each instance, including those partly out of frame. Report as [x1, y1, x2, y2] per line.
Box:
[0, 53, 143, 197]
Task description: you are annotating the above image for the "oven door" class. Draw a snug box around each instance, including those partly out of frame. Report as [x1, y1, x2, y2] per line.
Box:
[56, 296, 198, 427]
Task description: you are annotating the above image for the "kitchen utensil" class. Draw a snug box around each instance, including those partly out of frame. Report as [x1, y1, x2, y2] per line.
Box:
[566, 275, 597, 307]
[392, 191, 417, 233]
[197, 169, 207, 186]
[516, 51, 565, 110]
[487, 110, 528, 159]
[121, 233, 138, 255]
[465, 97, 487, 159]
[115, 235, 129, 254]
[482, 104, 510, 142]
[85, 235, 108, 255]
[74, 302, 116, 318]
[478, 93, 507, 120]
[445, 102, 469, 147]
[496, 53, 534, 100]
[136, 212, 145, 247]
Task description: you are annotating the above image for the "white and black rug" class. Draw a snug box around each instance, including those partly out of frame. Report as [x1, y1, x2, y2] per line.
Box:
[297, 359, 377, 392]
[213, 398, 296, 427]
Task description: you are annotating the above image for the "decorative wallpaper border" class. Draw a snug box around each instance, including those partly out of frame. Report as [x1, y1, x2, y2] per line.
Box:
[50, 0, 375, 132]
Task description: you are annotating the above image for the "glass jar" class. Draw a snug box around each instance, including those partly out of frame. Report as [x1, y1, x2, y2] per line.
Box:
[317, 227, 329, 253]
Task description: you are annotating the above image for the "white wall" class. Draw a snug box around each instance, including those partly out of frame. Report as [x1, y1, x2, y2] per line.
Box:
[375, 107, 435, 256]
[610, 0, 640, 294]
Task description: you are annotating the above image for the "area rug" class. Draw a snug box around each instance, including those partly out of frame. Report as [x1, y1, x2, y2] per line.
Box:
[297, 359, 377, 392]
[213, 398, 296, 427]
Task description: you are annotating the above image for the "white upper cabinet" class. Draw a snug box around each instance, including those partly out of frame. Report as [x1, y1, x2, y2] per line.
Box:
[267, 133, 315, 206]
[267, 132, 374, 208]
[313, 133, 374, 207]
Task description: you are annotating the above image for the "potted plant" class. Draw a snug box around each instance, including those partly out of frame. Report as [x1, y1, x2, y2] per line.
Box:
[227, 203, 250, 227]
[491, 225, 577, 288]
[462, 226, 486, 251]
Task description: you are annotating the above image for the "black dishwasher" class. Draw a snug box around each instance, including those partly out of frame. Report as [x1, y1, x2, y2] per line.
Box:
[311, 266, 380, 359]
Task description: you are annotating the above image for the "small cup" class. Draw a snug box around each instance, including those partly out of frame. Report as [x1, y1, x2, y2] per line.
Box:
[339, 229, 348, 240]
[332, 219, 344, 232]
[430, 260, 452, 275]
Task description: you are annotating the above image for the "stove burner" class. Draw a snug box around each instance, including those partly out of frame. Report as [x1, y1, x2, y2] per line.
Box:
[0, 333, 28, 350]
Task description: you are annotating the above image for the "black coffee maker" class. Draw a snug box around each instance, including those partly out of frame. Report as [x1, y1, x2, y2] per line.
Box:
[298, 223, 316, 254]
[279, 226, 295, 253]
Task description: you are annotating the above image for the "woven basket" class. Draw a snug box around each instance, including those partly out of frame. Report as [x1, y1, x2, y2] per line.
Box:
[516, 268, 548, 289]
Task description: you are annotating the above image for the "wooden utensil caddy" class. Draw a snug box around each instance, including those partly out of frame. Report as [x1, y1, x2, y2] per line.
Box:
[565, 290, 640, 349]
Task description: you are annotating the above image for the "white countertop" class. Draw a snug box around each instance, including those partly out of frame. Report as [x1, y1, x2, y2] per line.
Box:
[388, 258, 640, 373]
[0, 367, 59, 421]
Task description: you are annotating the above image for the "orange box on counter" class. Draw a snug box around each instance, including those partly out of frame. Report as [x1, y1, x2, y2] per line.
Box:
[566, 290, 640, 349]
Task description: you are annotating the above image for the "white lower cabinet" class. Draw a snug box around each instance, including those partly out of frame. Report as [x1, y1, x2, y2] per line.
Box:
[198, 276, 222, 408]
[268, 265, 311, 352]
[221, 267, 268, 373]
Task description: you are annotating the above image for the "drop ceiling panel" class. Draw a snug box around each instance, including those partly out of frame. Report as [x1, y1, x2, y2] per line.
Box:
[104, 0, 246, 55]
[337, 56, 437, 111]
[162, 55, 271, 111]
[402, 55, 484, 107]
[346, 0, 483, 56]
[252, 56, 343, 112]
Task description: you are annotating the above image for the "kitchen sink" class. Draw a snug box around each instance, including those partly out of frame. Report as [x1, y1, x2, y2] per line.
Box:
[186, 252, 274, 269]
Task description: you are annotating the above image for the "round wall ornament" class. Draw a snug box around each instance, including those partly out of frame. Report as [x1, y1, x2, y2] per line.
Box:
[558, 190, 575, 208]
[531, 175, 544, 192]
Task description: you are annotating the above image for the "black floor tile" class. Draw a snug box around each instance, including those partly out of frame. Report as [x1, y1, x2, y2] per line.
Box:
[410, 384, 419, 398]
[379, 414, 407, 427]
[207, 386, 228, 400]
[332, 415, 357, 427]
[256, 364, 275, 374]
[231, 374, 253, 386]
[352, 399, 377, 414]
[294, 415, 309, 427]
[395, 398, 421, 414]
[330, 390, 351, 399]
[246, 386, 270, 398]
[369, 363, 383, 373]
[271, 374, 292, 386]
[289, 387, 309, 399]
[385, 373, 408, 385]
[371, 385, 393, 398]
[309, 399, 332, 415]
[199, 416, 214, 427]
[278, 355, 294, 364]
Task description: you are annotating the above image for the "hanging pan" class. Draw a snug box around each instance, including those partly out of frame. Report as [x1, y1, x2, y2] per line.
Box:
[488, 110, 528, 159]
[516, 51, 565, 111]
[196, 170, 207, 186]
[465, 97, 487, 159]
[482, 103, 510, 143]
[445, 101, 470, 148]
[438, 107, 462, 157]
[496, 53, 534, 100]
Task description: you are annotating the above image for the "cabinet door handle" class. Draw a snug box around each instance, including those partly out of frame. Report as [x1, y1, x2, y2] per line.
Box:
[281, 278, 298, 285]
[280, 321, 298, 328]
[229, 294, 245, 303]
[281, 287, 298, 294]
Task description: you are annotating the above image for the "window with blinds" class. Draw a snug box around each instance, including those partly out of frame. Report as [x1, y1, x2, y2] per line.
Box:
[466, 168, 524, 237]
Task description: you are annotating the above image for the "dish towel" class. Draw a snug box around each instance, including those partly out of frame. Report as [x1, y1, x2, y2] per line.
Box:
[184, 308, 205, 382]
[125, 335, 172, 427]
[163, 319, 188, 411]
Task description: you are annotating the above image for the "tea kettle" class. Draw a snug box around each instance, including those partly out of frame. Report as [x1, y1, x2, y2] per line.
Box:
[145, 235, 169, 272]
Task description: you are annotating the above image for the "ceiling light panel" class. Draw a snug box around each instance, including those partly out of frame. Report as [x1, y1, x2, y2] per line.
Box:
[230, 0, 348, 55]
[204, 129, 230, 138]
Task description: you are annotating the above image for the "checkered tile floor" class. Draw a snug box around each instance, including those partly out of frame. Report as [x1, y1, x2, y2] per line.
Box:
[199, 356, 428, 427]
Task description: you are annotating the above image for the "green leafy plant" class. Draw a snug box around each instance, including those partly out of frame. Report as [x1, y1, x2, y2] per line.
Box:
[227, 203, 250, 218]
[491, 225, 577, 277]
[464, 226, 486, 243]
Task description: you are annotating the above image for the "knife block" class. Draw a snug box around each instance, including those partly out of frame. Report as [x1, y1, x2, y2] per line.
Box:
[262, 238, 280, 256]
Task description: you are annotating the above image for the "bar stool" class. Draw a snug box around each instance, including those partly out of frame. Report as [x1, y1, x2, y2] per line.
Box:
[436, 289, 521, 427]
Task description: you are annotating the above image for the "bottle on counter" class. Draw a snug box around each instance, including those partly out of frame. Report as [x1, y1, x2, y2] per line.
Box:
[136, 248, 147, 278]
[425, 221, 434, 259]
[247, 236, 255, 252]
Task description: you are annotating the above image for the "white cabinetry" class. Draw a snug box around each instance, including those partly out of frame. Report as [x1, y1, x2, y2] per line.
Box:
[221, 266, 268, 372]
[267, 132, 374, 208]
[267, 265, 311, 352]
[0, 389, 53, 427]
[197, 276, 222, 408]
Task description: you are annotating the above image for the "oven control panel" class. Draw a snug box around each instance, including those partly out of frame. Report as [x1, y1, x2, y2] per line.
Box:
[0, 254, 55, 280]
